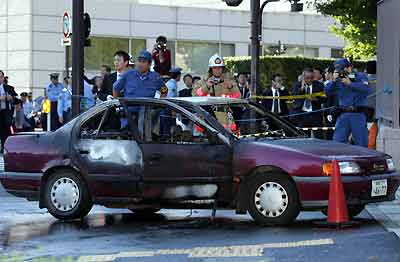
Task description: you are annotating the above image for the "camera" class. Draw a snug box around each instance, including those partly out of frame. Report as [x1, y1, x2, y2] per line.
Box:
[336, 70, 356, 82]
[211, 77, 224, 85]
[157, 43, 167, 52]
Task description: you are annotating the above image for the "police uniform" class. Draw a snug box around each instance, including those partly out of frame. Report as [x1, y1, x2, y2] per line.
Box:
[165, 67, 182, 98]
[113, 50, 164, 99]
[325, 59, 371, 147]
[192, 54, 241, 98]
[57, 86, 72, 125]
[46, 73, 64, 130]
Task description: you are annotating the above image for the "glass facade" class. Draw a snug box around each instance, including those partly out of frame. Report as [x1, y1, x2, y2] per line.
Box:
[176, 41, 234, 75]
[84, 38, 233, 75]
[331, 48, 344, 58]
[84, 37, 145, 70]
[263, 44, 319, 58]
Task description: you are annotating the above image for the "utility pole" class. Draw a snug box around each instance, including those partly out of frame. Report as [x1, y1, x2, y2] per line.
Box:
[250, 0, 261, 97]
[72, 0, 85, 117]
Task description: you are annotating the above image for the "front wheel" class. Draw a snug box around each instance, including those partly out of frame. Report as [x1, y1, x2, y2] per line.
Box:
[247, 173, 300, 226]
[44, 170, 93, 220]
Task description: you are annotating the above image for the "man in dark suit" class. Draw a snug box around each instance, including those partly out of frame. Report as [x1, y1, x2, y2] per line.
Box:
[262, 73, 290, 116]
[110, 50, 130, 85]
[291, 68, 326, 138]
[0, 70, 17, 153]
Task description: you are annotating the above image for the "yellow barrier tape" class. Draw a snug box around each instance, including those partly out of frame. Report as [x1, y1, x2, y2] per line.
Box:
[252, 92, 326, 100]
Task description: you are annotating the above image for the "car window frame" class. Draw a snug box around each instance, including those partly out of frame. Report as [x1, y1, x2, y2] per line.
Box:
[74, 101, 142, 142]
[140, 100, 225, 146]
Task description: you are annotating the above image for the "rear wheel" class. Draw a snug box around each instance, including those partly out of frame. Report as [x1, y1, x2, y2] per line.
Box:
[44, 170, 92, 220]
[247, 173, 300, 226]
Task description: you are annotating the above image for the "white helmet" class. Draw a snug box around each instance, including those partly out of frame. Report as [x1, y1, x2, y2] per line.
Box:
[208, 54, 225, 67]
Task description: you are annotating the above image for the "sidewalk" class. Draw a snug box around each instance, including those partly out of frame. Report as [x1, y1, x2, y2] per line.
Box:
[366, 191, 400, 238]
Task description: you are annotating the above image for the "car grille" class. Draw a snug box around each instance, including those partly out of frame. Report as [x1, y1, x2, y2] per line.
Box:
[356, 159, 388, 176]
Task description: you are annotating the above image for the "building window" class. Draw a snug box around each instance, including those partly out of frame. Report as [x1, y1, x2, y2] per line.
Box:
[221, 43, 235, 58]
[263, 44, 319, 57]
[83, 37, 146, 71]
[304, 47, 319, 58]
[176, 41, 219, 75]
[85, 37, 129, 70]
[331, 48, 344, 58]
[131, 39, 147, 61]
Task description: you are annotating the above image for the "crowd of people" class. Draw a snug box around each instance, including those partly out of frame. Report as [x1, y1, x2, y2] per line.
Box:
[0, 34, 374, 154]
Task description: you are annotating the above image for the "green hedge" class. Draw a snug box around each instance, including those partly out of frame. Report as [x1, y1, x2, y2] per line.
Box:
[225, 56, 367, 95]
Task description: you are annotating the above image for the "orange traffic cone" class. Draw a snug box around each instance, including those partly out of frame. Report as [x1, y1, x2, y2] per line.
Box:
[327, 160, 350, 224]
[315, 159, 359, 228]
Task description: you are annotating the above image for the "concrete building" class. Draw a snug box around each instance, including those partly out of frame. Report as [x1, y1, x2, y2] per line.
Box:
[0, 0, 345, 97]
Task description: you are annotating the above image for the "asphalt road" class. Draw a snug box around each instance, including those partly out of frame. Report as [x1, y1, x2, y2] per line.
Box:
[0, 158, 399, 262]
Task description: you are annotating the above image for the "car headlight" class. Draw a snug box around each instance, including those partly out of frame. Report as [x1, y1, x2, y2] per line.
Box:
[386, 158, 396, 171]
[323, 161, 361, 176]
[339, 162, 361, 174]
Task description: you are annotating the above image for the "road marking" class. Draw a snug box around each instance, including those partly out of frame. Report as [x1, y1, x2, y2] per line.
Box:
[77, 238, 334, 261]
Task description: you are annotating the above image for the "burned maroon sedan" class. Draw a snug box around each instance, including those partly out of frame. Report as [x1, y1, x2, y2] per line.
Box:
[1, 97, 399, 225]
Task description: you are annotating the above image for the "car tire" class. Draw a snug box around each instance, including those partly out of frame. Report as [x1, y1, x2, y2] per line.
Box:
[129, 208, 160, 215]
[247, 173, 300, 226]
[44, 170, 93, 221]
[321, 205, 365, 218]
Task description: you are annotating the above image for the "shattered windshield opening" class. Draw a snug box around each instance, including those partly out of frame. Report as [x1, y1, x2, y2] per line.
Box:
[200, 103, 302, 139]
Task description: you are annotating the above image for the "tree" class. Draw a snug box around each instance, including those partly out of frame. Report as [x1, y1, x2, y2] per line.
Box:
[308, 0, 378, 60]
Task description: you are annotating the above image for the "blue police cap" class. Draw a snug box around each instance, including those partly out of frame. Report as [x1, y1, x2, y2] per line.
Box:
[334, 58, 352, 70]
[169, 67, 182, 75]
[137, 49, 152, 62]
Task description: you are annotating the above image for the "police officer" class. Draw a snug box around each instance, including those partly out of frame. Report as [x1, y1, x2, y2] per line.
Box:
[46, 73, 64, 131]
[166, 67, 182, 98]
[57, 79, 72, 126]
[192, 54, 241, 98]
[325, 58, 371, 147]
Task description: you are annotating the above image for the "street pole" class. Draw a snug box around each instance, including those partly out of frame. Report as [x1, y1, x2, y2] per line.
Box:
[65, 46, 70, 79]
[72, 0, 84, 117]
[250, 0, 261, 97]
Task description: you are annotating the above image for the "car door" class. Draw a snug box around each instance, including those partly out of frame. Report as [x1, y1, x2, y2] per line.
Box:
[74, 103, 145, 198]
[139, 102, 232, 201]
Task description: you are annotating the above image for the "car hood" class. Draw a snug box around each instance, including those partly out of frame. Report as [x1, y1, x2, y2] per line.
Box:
[250, 138, 386, 160]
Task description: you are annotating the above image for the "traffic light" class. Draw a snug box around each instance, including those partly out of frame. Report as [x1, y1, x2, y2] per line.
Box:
[290, 0, 303, 12]
[223, 0, 243, 7]
[83, 13, 91, 47]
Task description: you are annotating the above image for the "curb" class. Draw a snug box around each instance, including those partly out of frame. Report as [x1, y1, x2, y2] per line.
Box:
[366, 202, 400, 238]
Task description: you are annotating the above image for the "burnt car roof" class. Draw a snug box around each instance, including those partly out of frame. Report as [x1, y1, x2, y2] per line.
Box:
[115, 97, 248, 106]
[166, 97, 247, 106]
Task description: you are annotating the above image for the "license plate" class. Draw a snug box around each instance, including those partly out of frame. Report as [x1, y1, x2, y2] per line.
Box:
[371, 179, 388, 197]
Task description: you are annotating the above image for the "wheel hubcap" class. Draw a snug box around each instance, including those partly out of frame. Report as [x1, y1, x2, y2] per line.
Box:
[254, 182, 288, 218]
[50, 177, 80, 212]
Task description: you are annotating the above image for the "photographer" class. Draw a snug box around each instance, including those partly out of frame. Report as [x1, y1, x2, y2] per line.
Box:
[152, 36, 172, 76]
[325, 58, 371, 147]
[192, 54, 240, 98]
